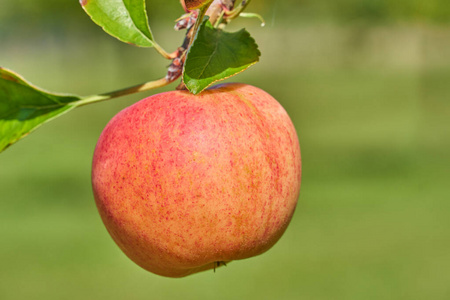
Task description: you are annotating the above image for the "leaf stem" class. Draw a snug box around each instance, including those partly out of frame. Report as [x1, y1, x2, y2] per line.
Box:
[214, 10, 226, 28]
[226, 0, 252, 20]
[188, 4, 211, 50]
[75, 77, 171, 107]
[239, 12, 265, 26]
[153, 42, 178, 59]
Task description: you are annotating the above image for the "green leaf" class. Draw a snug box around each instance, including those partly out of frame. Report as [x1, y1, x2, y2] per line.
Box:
[0, 68, 81, 152]
[183, 18, 261, 94]
[80, 0, 155, 47]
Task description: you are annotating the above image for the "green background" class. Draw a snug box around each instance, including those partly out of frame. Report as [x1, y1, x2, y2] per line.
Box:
[1, 1, 449, 299]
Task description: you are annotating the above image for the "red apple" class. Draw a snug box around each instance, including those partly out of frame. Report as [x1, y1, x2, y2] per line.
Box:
[92, 83, 301, 277]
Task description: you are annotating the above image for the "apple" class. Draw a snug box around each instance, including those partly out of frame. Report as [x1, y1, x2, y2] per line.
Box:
[92, 83, 301, 277]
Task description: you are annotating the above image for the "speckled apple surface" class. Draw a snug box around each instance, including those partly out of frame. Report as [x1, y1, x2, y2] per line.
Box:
[92, 83, 301, 277]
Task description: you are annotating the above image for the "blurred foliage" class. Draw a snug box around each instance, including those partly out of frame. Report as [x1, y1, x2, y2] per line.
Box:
[1, 0, 450, 38]
[291, 0, 450, 23]
[1, 1, 450, 300]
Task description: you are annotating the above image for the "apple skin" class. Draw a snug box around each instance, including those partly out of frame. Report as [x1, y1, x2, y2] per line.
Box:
[92, 83, 301, 277]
